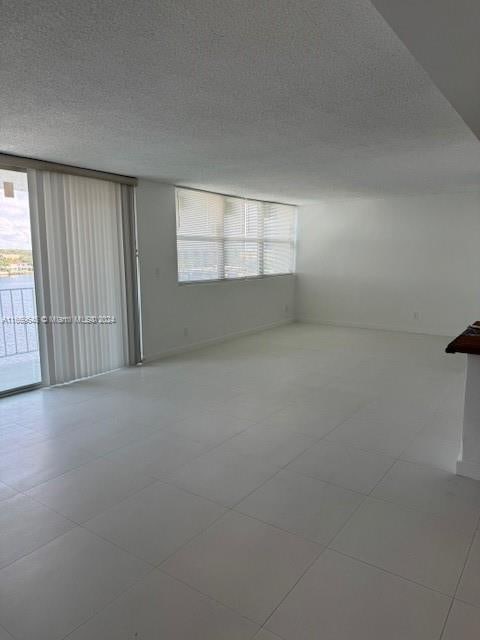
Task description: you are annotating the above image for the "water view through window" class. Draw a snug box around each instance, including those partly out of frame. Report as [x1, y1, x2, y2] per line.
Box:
[0, 168, 41, 393]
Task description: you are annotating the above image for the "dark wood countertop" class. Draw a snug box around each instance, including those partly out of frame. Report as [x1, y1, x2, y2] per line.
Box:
[446, 322, 480, 355]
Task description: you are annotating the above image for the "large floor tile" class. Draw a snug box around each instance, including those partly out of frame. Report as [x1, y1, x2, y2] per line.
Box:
[0, 438, 95, 491]
[19, 405, 95, 436]
[8, 390, 75, 414]
[105, 431, 210, 480]
[21, 397, 118, 436]
[0, 493, 73, 569]
[145, 395, 218, 425]
[53, 416, 161, 456]
[162, 409, 252, 445]
[372, 460, 480, 530]
[331, 497, 471, 594]
[67, 570, 258, 640]
[349, 392, 436, 428]
[216, 423, 316, 468]
[266, 550, 450, 640]
[0, 527, 150, 640]
[286, 439, 394, 493]
[0, 482, 16, 502]
[71, 393, 192, 430]
[0, 424, 47, 455]
[27, 456, 155, 523]
[442, 600, 480, 640]
[0, 626, 14, 640]
[171, 446, 281, 507]
[327, 415, 421, 457]
[258, 393, 361, 439]
[457, 532, 480, 607]
[253, 630, 282, 640]
[162, 510, 321, 624]
[400, 434, 460, 472]
[294, 377, 370, 401]
[236, 469, 363, 544]
[209, 391, 289, 425]
[85, 481, 225, 565]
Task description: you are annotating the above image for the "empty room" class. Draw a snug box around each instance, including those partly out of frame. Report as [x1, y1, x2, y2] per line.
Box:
[1, 1, 480, 639]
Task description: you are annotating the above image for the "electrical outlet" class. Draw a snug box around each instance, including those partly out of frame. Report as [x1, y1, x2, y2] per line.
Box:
[3, 181, 14, 198]
[154, 267, 160, 278]
[183, 327, 189, 337]
[413, 311, 420, 320]
[284, 304, 289, 313]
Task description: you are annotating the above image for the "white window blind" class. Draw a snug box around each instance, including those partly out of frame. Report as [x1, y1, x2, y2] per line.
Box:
[176, 188, 296, 282]
[28, 170, 139, 385]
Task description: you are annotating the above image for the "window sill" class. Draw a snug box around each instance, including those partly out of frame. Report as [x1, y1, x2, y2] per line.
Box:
[177, 273, 295, 286]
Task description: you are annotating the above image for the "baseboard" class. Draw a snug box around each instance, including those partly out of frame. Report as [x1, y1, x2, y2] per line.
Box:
[296, 315, 454, 338]
[143, 318, 294, 363]
[143, 314, 454, 364]
[456, 458, 480, 481]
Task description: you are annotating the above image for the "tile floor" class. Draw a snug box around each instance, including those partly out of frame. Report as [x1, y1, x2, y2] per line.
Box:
[0, 323, 479, 639]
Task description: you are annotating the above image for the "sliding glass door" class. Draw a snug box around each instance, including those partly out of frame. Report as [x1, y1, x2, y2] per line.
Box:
[0, 168, 41, 394]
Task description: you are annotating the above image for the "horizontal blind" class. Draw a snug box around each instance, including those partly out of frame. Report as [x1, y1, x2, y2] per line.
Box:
[262, 202, 296, 275]
[176, 188, 296, 282]
[176, 188, 224, 282]
[224, 196, 261, 278]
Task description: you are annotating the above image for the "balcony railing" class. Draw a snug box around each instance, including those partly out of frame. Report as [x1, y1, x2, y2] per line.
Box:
[0, 287, 39, 358]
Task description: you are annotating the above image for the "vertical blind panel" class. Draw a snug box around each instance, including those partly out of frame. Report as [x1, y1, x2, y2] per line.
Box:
[63, 175, 127, 379]
[29, 170, 129, 384]
[176, 188, 296, 282]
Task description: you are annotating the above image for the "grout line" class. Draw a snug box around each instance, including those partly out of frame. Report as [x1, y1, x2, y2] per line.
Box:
[260, 545, 327, 632]
[367, 456, 398, 495]
[353, 490, 480, 534]
[451, 594, 480, 610]
[27, 472, 161, 525]
[320, 493, 370, 551]
[154, 567, 263, 627]
[77, 484, 232, 573]
[59, 566, 160, 640]
[438, 512, 480, 640]
[438, 599, 455, 640]
[327, 548, 455, 599]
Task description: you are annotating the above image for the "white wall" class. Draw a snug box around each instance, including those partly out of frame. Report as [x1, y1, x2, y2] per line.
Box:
[136, 179, 295, 360]
[296, 191, 480, 336]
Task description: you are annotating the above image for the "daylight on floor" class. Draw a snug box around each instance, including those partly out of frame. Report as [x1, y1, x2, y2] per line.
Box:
[1, 2, 480, 640]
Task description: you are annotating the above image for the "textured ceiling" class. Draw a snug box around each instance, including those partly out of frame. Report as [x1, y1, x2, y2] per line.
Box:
[1, 0, 478, 203]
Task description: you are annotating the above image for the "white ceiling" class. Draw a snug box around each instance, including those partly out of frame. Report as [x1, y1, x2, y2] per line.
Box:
[1, 0, 478, 203]
[371, 0, 480, 141]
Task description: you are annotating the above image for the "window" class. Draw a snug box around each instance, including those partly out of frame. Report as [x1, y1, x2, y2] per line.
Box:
[176, 188, 296, 282]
